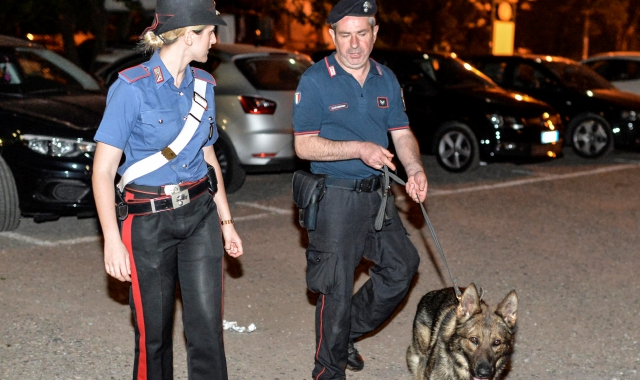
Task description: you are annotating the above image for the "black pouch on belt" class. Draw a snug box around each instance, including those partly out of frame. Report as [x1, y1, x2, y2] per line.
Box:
[115, 187, 128, 221]
[292, 170, 326, 231]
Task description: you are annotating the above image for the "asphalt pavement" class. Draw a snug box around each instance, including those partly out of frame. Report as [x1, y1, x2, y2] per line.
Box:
[1, 148, 639, 379]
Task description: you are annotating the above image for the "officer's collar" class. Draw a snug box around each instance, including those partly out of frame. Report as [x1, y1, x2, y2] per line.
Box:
[325, 51, 383, 78]
[147, 50, 195, 89]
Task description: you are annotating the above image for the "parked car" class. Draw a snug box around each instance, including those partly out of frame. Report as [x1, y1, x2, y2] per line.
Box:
[467, 54, 640, 158]
[311, 50, 563, 172]
[581, 52, 640, 95]
[95, 44, 313, 191]
[0, 35, 105, 231]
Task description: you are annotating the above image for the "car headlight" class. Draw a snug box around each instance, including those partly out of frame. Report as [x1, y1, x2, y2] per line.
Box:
[21, 134, 96, 157]
[486, 114, 523, 130]
[621, 110, 637, 121]
[487, 114, 504, 128]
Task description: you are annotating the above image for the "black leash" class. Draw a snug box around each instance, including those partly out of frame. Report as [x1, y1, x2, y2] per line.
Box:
[377, 166, 462, 300]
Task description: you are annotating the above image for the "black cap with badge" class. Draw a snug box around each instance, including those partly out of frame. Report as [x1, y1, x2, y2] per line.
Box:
[143, 0, 227, 37]
[326, 0, 378, 24]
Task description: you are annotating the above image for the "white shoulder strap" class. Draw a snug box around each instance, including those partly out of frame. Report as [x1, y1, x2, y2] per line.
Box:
[116, 78, 208, 192]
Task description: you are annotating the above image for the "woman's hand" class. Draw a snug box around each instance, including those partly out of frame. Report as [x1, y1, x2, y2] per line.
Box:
[104, 237, 131, 282]
[221, 224, 243, 258]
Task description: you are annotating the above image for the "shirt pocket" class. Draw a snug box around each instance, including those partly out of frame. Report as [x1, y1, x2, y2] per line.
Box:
[140, 109, 181, 148]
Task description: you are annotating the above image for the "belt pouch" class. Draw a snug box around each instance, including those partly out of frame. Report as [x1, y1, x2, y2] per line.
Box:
[292, 170, 325, 231]
[115, 186, 128, 221]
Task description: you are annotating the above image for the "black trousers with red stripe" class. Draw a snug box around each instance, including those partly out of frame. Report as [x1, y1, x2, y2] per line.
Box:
[120, 189, 227, 380]
[305, 187, 420, 380]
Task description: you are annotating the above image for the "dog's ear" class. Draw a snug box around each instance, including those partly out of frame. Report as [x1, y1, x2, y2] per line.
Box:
[497, 290, 518, 329]
[457, 283, 480, 321]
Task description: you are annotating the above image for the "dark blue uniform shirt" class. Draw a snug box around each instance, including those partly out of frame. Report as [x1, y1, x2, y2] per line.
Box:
[95, 50, 218, 186]
[293, 52, 409, 179]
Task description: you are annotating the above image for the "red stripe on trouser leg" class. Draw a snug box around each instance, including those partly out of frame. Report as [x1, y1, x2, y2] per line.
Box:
[315, 295, 326, 379]
[123, 192, 148, 380]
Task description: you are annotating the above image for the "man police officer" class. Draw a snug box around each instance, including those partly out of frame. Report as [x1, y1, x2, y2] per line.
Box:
[292, 0, 428, 378]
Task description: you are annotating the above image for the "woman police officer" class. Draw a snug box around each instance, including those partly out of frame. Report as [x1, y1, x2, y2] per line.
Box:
[92, 0, 242, 378]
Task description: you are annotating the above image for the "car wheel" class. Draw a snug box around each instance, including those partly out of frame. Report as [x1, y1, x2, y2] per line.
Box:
[214, 131, 245, 194]
[0, 155, 20, 232]
[433, 122, 480, 172]
[567, 113, 613, 158]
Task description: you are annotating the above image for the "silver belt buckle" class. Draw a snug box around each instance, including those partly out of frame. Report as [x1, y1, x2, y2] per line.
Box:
[164, 185, 190, 209]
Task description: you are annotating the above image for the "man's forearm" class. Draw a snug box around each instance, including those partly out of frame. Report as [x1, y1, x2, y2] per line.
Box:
[294, 135, 362, 162]
[392, 131, 424, 176]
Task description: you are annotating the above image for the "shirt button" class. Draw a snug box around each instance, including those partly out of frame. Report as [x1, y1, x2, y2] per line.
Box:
[179, 92, 184, 96]
[183, 116, 187, 120]
[158, 119, 163, 124]
[182, 164, 187, 168]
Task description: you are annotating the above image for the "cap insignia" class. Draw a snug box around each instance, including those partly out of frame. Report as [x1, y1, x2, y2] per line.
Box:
[363, 1, 372, 13]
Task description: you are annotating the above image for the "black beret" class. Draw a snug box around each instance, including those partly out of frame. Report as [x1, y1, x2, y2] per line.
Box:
[326, 0, 377, 25]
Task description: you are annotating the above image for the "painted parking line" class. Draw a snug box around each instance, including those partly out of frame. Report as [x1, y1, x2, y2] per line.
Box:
[0, 232, 100, 246]
[0, 203, 293, 247]
[427, 163, 640, 197]
[2, 163, 637, 247]
[235, 201, 293, 215]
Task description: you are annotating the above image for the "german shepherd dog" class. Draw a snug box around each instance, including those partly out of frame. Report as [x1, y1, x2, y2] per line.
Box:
[406, 284, 518, 380]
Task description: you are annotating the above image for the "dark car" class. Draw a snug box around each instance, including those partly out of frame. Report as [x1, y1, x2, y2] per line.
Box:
[0, 35, 105, 231]
[94, 44, 313, 192]
[311, 50, 563, 172]
[467, 54, 640, 158]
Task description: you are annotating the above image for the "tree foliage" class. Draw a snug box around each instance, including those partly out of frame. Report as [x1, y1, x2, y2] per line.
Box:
[517, 0, 640, 58]
[1, 0, 638, 68]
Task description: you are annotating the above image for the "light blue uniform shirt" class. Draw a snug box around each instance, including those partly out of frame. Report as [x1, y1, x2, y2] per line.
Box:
[95, 50, 218, 186]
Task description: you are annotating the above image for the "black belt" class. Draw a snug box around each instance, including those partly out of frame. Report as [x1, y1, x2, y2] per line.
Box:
[324, 176, 381, 193]
[121, 179, 211, 216]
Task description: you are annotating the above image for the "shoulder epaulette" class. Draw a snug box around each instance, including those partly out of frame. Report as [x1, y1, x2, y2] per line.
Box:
[118, 65, 151, 84]
[192, 67, 216, 85]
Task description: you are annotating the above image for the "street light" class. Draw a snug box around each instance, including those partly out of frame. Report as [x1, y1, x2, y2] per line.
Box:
[491, 0, 518, 56]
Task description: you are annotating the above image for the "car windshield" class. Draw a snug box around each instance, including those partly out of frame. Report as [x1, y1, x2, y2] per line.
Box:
[541, 61, 613, 91]
[0, 47, 101, 95]
[235, 55, 312, 91]
[421, 56, 497, 89]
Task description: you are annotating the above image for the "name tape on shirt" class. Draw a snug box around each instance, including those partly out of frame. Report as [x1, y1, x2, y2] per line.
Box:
[328, 103, 348, 112]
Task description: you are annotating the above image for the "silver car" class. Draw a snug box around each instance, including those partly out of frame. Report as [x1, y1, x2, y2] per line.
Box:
[95, 44, 312, 192]
[581, 52, 640, 96]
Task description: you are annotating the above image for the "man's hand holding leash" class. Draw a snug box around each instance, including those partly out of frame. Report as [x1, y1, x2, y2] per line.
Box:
[407, 170, 427, 203]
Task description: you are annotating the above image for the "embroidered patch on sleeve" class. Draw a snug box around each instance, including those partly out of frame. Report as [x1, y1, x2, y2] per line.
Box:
[401, 88, 406, 111]
[295, 92, 301, 105]
[377, 97, 389, 108]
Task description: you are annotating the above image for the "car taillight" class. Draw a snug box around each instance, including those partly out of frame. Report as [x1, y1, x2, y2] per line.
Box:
[238, 96, 277, 115]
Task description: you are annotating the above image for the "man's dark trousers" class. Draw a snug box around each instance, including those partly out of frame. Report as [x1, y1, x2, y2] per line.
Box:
[306, 185, 420, 380]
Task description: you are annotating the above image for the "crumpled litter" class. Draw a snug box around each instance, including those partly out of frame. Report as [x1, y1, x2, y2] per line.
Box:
[223, 320, 256, 333]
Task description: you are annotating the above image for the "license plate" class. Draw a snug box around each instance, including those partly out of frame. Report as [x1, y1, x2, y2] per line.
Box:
[541, 131, 559, 144]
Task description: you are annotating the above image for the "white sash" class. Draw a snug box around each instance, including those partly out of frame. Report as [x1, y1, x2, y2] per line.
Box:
[116, 78, 208, 192]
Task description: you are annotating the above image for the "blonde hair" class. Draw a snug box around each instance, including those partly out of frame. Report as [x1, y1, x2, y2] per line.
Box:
[140, 25, 207, 53]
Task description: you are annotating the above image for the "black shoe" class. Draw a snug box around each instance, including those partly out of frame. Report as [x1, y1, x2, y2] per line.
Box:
[346, 341, 364, 372]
